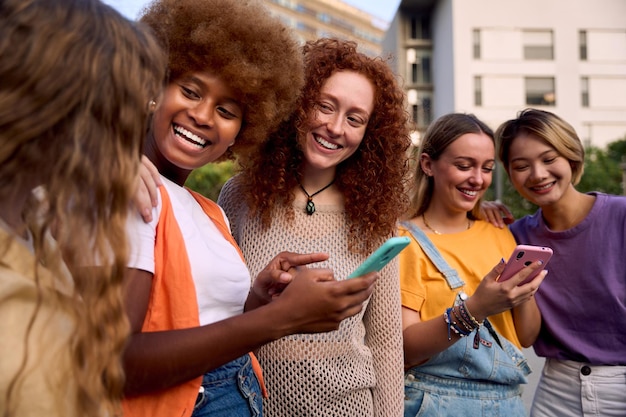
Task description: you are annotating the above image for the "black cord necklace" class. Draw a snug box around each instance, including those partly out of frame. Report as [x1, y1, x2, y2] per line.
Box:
[298, 179, 335, 215]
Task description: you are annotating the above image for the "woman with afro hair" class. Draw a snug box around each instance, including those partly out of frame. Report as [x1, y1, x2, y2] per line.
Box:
[123, 3, 378, 417]
[218, 38, 411, 417]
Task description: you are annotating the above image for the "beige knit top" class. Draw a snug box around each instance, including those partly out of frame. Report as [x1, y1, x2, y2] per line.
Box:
[218, 177, 404, 417]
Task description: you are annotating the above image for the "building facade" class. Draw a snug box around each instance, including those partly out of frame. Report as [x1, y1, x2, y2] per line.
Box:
[263, 0, 386, 57]
[383, 0, 626, 148]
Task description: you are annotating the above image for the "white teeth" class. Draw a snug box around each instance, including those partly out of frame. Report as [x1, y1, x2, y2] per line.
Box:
[314, 134, 339, 150]
[533, 183, 552, 190]
[174, 125, 206, 148]
[461, 189, 478, 197]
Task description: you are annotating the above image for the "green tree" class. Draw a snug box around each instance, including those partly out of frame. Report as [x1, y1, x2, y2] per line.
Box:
[487, 164, 537, 220]
[184, 160, 235, 201]
[606, 137, 626, 164]
[577, 145, 622, 195]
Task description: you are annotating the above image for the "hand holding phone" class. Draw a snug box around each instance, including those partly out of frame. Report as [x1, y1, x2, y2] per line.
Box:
[498, 244, 553, 286]
[347, 236, 411, 279]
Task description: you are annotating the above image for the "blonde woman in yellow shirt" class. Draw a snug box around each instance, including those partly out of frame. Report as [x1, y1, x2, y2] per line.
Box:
[400, 113, 546, 417]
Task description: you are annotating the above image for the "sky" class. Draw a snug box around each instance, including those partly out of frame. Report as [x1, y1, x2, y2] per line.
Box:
[103, 0, 402, 23]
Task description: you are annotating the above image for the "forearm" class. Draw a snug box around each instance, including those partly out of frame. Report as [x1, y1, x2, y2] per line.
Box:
[402, 315, 464, 367]
[512, 297, 541, 347]
[123, 302, 290, 396]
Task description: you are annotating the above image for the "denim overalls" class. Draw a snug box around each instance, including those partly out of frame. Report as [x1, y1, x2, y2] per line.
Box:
[402, 222, 531, 417]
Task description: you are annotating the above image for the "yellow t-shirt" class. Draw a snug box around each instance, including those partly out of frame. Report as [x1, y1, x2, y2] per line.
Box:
[399, 220, 521, 348]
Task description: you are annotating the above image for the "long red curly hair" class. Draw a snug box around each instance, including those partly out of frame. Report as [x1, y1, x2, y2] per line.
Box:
[238, 38, 412, 254]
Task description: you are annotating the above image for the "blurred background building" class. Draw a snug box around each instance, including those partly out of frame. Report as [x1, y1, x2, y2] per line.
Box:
[103, 0, 626, 196]
[263, 0, 386, 57]
[382, 0, 626, 149]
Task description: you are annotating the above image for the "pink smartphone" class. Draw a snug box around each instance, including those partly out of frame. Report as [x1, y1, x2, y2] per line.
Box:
[498, 244, 553, 285]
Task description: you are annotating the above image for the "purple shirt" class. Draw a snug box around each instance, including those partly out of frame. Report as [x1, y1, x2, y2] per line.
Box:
[511, 192, 626, 365]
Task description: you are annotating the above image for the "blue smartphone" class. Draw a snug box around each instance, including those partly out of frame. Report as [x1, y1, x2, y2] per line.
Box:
[347, 236, 411, 279]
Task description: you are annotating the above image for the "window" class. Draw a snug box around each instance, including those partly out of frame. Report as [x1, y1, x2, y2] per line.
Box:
[296, 4, 316, 16]
[296, 21, 316, 34]
[523, 30, 553, 60]
[318, 13, 330, 24]
[473, 29, 481, 59]
[526, 77, 556, 106]
[583, 30, 626, 61]
[579, 30, 587, 60]
[329, 16, 353, 32]
[581, 77, 589, 107]
[407, 48, 432, 84]
[474, 76, 482, 106]
[410, 16, 431, 40]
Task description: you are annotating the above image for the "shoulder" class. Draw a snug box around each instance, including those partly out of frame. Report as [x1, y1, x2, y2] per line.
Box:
[473, 219, 515, 237]
[217, 175, 244, 209]
[593, 192, 626, 210]
[588, 193, 626, 231]
[219, 175, 243, 196]
[510, 210, 541, 234]
[398, 221, 411, 235]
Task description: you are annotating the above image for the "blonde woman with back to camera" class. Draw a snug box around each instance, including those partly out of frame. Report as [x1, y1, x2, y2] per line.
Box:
[0, 0, 165, 416]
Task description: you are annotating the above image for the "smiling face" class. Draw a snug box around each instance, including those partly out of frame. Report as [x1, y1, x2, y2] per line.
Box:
[507, 133, 574, 207]
[423, 132, 495, 215]
[300, 71, 375, 177]
[149, 72, 243, 174]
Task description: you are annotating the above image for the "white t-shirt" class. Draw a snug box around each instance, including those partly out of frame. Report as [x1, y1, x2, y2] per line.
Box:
[127, 176, 251, 326]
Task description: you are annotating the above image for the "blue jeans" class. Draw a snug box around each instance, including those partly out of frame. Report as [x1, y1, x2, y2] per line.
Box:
[404, 323, 530, 417]
[193, 354, 262, 417]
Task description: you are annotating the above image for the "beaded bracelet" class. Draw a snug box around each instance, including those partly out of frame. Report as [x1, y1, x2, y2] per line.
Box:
[459, 300, 483, 328]
[443, 307, 472, 340]
[451, 306, 474, 333]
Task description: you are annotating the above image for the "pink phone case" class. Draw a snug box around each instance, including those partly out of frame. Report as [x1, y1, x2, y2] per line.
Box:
[498, 244, 553, 285]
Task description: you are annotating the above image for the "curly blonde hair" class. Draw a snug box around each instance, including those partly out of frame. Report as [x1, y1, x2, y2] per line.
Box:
[140, 0, 304, 162]
[239, 38, 412, 253]
[0, 0, 165, 415]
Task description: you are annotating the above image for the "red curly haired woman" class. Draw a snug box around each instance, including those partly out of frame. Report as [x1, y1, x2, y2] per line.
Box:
[218, 38, 412, 417]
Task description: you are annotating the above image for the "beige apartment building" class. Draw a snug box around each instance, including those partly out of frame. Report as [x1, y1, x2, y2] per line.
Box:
[263, 0, 386, 57]
[383, 0, 626, 148]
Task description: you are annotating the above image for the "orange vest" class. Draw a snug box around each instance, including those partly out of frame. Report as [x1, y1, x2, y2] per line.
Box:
[122, 187, 265, 417]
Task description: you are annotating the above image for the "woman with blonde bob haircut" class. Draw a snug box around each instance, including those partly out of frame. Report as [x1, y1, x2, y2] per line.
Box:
[0, 0, 165, 416]
[493, 108, 626, 417]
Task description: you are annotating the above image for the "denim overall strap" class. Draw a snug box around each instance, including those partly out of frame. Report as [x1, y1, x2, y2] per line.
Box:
[400, 221, 465, 289]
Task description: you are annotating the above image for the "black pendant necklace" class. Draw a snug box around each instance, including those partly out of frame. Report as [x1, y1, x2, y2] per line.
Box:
[298, 179, 335, 215]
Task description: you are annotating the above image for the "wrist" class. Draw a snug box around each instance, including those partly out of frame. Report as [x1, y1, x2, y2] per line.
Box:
[464, 297, 487, 323]
[244, 289, 267, 312]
